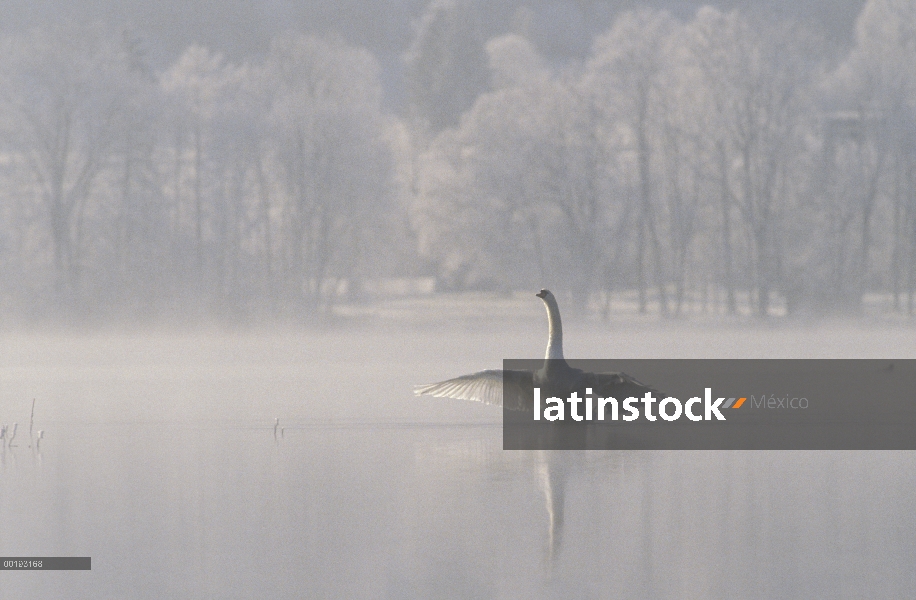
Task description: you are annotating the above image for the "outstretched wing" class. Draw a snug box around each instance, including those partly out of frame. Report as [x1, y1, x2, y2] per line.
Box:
[414, 369, 534, 411]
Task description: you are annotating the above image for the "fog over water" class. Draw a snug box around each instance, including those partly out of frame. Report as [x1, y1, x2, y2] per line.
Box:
[1, 309, 914, 598]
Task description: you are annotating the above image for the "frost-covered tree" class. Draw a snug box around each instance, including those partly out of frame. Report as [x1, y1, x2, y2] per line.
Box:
[160, 46, 247, 287]
[687, 8, 818, 316]
[413, 34, 615, 301]
[104, 31, 167, 315]
[259, 33, 395, 312]
[583, 9, 682, 315]
[0, 25, 141, 310]
[828, 0, 916, 312]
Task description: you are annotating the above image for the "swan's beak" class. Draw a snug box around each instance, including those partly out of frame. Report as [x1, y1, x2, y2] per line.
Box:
[536, 289, 549, 299]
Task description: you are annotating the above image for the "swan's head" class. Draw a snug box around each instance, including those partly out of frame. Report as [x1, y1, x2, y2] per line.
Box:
[536, 289, 552, 300]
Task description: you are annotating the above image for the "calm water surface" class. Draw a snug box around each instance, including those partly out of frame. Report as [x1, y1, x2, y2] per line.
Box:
[0, 321, 914, 598]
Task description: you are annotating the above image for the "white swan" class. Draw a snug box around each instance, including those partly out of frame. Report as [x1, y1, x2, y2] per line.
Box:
[415, 289, 657, 568]
[414, 289, 655, 409]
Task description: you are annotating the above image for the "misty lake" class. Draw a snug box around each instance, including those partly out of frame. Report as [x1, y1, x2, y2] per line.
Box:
[1, 315, 915, 598]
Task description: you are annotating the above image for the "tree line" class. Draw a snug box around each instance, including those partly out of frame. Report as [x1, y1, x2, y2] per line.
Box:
[0, 0, 913, 322]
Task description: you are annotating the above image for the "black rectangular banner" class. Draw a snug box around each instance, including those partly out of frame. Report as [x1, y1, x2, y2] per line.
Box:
[502, 359, 916, 450]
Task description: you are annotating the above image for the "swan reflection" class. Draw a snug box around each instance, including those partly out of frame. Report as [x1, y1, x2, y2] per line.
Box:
[536, 450, 567, 566]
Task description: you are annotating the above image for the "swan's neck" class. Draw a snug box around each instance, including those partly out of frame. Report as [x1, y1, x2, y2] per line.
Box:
[542, 296, 564, 361]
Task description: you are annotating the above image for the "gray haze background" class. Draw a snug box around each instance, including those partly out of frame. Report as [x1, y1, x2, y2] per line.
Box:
[0, 0, 911, 323]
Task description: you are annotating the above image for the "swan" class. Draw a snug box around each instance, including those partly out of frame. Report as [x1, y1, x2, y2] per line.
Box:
[415, 289, 656, 410]
[415, 289, 656, 567]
